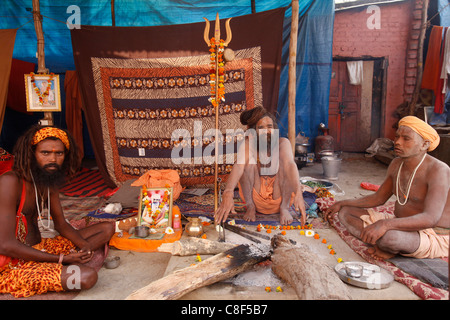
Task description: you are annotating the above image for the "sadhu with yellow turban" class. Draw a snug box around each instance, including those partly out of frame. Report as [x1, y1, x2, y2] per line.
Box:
[398, 116, 440, 152]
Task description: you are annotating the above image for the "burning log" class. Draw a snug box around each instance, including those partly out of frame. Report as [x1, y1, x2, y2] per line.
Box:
[270, 235, 351, 300]
[157, 237, 237, 256]
[126, 243, 270, 300]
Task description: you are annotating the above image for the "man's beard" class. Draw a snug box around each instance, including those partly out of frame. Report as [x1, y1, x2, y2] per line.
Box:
[31, 161, 67, 188]
[257, 132, 277, 156]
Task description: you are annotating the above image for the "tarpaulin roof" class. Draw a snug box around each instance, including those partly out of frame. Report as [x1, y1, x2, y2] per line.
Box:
[0, 0, 334, 144]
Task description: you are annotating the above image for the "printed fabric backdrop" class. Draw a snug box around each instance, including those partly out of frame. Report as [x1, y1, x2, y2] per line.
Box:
[71, 8, 285, 187]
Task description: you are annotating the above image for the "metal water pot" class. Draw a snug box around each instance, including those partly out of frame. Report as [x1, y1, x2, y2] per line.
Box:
[185, 217, 204, 237]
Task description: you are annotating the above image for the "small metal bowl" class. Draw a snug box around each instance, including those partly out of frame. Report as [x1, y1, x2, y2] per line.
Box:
[104, 255, 120, 269]
[134, 225, 150, 238]
[345, 263, 363, 278]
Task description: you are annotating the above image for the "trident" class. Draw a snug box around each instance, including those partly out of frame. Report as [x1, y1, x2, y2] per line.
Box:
[203, 13, 232, 47]
[203, 13, 232, 241]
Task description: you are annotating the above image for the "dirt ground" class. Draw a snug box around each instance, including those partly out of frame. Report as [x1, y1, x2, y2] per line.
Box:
[74, 153, 420, 300]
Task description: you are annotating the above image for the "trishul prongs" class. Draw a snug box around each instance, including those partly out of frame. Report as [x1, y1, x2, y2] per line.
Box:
[203, 13, 232, 47]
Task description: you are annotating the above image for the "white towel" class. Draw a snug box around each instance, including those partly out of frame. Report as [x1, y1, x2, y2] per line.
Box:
[440, 27, 450, 93]
[346, 60, 363, 85]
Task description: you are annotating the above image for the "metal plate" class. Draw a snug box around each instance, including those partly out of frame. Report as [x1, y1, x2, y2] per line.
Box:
[334, 261, 394, 290]
[301, 179, 333, 189]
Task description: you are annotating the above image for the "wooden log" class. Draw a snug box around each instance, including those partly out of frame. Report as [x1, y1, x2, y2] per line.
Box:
[126, 243, 270, 300]
[157, 237, 237, 256]
[271, 235, 351, 300]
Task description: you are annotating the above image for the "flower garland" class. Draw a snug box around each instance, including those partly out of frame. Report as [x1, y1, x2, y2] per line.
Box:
[208, 37, 225, 107]
[30, 72, 54, 105]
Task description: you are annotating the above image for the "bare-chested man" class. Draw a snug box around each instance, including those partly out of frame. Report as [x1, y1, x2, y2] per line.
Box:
[214, 107, 306, 226]
[0, 126, 114, 298]
[324, 116, 449, 260]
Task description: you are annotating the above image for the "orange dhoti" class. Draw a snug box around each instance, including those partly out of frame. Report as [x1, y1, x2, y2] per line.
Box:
[238, 176, 294, 214]
[0, 236, 76, 298]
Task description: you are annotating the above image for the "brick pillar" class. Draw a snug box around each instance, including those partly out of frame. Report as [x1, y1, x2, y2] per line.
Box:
[404, 0, 426, 103]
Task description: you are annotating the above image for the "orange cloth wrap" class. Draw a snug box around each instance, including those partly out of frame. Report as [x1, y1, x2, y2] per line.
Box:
[131, 169, 183, 201]
[32, 127, 70, 150]
[239, 176, 294, 214]
[398, 116, 440, 151]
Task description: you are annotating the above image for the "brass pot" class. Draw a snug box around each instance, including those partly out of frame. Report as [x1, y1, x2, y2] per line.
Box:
[185, 217, 204, 237]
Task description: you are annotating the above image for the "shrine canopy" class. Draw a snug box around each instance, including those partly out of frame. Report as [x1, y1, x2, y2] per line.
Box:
[0, 0, 334, 142]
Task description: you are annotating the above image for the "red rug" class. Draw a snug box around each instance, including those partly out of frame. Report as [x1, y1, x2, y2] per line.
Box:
[317, 197, 449, 300]
[60, 167, 116, 197]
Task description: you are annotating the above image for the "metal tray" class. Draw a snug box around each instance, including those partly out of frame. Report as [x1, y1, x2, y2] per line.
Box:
[301, 179, 333, 189]
[334, 261, 394, 290]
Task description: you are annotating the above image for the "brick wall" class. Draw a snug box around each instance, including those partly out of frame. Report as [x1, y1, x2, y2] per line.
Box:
[333, 0, 421, 139]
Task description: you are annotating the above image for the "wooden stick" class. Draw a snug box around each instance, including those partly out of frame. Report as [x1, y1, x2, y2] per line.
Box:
[32, 0, 47, 74]
[213, 13, 221, 213]
[288, 0, 299, 154]
[32, 0, 53, 126]
[111, 0, 116, 27]
[126, 244, 270, 300]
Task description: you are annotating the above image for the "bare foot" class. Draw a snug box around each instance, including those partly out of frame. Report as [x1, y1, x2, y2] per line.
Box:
[243, 205, 256, 222]
[367, 246, 395, 261]
[279, 207, 293, 225]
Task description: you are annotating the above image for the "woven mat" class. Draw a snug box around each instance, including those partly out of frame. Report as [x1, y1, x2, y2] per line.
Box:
[60, 194, 106, 221]
[175, 190, 328, 228]
[60, 167, 116, 198]
[317, 197, 449, 300]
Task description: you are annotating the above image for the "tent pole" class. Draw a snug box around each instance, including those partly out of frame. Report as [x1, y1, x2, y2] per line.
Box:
[111, 0, 116, 27]
[288, 0, 299, 154]
[32, 0, 53, 125]
[32, 0, 47, 74]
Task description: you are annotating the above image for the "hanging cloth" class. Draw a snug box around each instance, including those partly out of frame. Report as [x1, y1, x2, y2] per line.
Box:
[346, 61, 363, 85]
[422, 26, 445, 114]
[434, 28, 447, 114]
[64, 71, 84, 158]
[440, 27, 450, 94]
[0, 29, 17, 134]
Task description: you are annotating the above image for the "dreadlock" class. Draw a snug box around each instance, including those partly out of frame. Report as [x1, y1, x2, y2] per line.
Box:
[12, 125, 81, 182]
[240, 106, 278, 130]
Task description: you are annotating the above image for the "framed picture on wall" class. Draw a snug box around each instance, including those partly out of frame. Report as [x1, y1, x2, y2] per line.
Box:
[138, 186, 173, 231]
[24, 72, 61, 112]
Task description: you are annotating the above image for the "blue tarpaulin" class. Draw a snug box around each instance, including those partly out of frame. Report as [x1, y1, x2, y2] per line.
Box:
[0, 0, 334, 149]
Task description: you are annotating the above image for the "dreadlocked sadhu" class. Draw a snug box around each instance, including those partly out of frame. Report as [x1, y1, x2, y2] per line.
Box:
[214, 106, 307, 226]
[0, 125, 114, 298]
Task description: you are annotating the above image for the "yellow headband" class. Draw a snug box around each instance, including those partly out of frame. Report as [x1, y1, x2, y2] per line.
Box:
[32, 127, 70, 150]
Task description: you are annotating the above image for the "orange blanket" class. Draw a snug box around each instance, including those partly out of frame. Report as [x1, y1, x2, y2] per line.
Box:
[109, 230, 182, 252]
